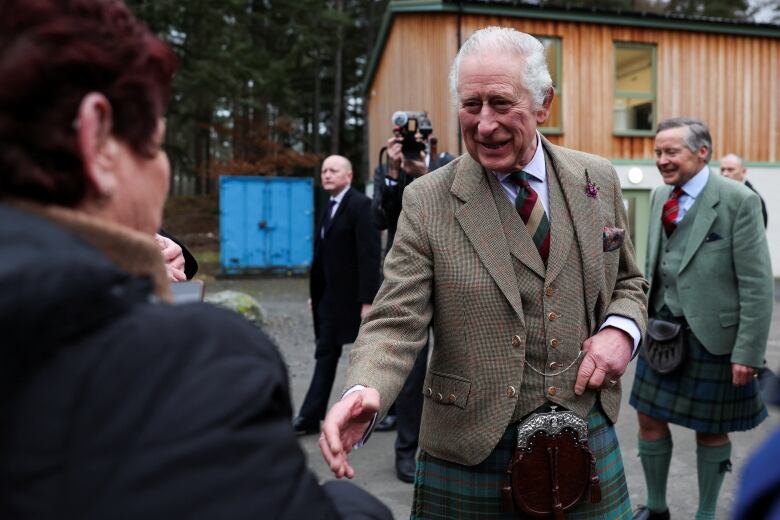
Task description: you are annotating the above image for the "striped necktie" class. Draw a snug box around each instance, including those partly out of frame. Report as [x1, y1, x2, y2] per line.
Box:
[510, 171, 550, 264]
[661, 187, 684, 237]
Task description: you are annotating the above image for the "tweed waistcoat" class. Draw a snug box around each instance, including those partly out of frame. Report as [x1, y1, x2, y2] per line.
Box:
[651, 196, 703, 316]
[486, 151, 596, 422]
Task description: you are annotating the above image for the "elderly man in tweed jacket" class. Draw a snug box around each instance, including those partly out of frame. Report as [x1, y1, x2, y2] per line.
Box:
[320, 27, 648, 519]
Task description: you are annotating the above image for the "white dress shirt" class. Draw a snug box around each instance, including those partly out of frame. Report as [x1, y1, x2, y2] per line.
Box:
[674, 165, 710, 223]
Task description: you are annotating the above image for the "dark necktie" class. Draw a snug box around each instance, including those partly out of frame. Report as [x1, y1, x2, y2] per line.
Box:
[510, 171, 550, 264]
[661, 187, 684, 237]
[321, 199, 337, 237]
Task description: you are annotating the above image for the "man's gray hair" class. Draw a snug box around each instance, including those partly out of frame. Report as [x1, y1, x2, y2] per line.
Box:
[657, 117, 713, 162]
[449, 26, 553, 110]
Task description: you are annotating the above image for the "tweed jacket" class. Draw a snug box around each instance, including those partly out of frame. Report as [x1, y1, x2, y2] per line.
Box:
[346, 137, 648, 466]
[646, 172, 773, 367]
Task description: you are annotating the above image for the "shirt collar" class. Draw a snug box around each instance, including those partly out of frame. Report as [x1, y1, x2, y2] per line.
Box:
[330, 185, 350, 203]
[680, 165, 709, 198]
[492, 131, 546, 184]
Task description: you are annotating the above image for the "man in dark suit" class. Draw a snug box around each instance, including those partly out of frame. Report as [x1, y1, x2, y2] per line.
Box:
[371, 129, 453, 482]
[293, 155, 381, 435]
[720, 153, 768, 228]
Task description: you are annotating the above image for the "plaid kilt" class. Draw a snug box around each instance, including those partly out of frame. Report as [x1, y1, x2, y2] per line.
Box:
[411, 406, 631, 519]
[630, 322, 767, 433]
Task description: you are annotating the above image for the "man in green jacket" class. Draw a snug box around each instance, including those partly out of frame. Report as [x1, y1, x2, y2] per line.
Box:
[631, 117, 773, 520]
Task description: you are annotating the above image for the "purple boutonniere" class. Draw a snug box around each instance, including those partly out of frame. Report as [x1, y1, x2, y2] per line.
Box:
[584, 169, 599, 198]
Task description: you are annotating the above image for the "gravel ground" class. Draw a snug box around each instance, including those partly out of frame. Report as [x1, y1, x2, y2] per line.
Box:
[205, 276, 780, 520]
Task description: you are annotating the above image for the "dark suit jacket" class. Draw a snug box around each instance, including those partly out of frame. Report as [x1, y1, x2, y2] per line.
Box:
[745, 180, 768, 228]
[372, 152, 454, 250]
[310, 187, 381, 345]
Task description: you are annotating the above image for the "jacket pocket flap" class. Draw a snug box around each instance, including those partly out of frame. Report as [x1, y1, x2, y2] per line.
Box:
[719, 310, 739, 327]
[424, 371, 472, 410]
[647, 318, 682, 341]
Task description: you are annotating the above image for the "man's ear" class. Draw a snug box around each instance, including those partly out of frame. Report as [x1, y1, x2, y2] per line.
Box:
[76, 93, 118, 200]
[536, 87, 555, 125]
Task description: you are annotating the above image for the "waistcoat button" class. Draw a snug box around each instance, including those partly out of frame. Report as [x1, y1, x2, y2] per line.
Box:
[550, 338, 560, 348]
[548, 386, 558, 396]
[511, 335, 522, 348]
[507, 386, 517, 398]
[548, 312, 557, 321]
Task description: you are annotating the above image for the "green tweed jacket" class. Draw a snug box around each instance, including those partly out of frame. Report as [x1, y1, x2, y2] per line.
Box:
[646, 171, 773, 367]
[346, 137, 648, 466]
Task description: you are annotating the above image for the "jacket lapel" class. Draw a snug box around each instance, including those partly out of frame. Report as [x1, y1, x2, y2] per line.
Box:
[324, 187, 351, 237]
[543, 148, 574, 284]
[646, 185, 669, 281]
[484, 169, 546, 277]
[679, 174, 719, 274]
[452, 155, 525, 321]
[542, 138, 603, 324]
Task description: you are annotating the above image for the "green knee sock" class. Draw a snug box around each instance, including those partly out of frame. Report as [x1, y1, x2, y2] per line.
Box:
[638, 436, 673, 513]
[696, 442, 732, 520]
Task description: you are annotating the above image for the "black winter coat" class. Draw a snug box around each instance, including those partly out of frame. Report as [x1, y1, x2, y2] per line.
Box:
[0, 204, 387, 520]
[310, 187, 381, 345]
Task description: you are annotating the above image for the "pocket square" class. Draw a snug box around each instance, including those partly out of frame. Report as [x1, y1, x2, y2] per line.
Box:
[705, 232, 723, 242]
[603, 226, 625, 252]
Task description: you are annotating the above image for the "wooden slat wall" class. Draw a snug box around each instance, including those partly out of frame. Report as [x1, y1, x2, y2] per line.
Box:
[368, 13, 780, 170]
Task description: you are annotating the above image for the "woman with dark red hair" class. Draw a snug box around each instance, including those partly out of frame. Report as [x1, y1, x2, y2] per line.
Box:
[0, 1, 391, 518]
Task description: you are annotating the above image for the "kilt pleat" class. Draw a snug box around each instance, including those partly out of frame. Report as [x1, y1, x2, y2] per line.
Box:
[411, 406, 631, 519]
[629, 324, 767, 434]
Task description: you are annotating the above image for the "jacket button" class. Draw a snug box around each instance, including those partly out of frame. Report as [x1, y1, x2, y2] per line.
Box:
[507, 386, 517, 398]
[545, 286, 555, 297]
[511, 335, 522, 348]
[548, 386, 558, 396]
[550, 338, 560, 348]
[447, 393, 456, 403]
[548, 312, 557, 321]
[435, 392, 444, 402]
[424, 387, 432, 397]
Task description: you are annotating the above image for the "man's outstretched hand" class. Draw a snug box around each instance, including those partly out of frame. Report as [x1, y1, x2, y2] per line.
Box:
[319, 387, 380, 479]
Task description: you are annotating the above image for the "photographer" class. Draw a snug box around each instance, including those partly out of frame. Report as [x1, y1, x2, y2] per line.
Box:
[371, 112, 453, 483]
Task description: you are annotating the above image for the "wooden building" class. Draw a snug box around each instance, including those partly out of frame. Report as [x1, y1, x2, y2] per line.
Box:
[364, 0, 780, 273]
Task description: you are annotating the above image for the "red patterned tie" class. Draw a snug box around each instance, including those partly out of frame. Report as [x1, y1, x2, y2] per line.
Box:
[661, 187, 684, 237]
[510, 171, 550, 264]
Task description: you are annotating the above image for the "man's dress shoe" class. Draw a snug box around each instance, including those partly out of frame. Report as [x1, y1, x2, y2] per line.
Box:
[395, 455, 416, 483]
[374, 414, 397, 432]
[292, 416, 319, 436]
[633, 505, 670, 520]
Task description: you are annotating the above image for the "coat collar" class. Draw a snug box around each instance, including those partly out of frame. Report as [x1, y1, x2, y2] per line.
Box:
[3, 198, 172, 302]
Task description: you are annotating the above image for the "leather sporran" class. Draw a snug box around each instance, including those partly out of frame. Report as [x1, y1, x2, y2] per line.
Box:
[644, 318, 685, 374]
[502, 407, 601, 519]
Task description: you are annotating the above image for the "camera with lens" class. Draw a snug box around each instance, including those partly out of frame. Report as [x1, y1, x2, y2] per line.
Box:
[392, 111, 432, 160]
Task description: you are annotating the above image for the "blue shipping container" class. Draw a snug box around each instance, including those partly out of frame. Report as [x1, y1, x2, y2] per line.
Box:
[220, 176, 313, 273]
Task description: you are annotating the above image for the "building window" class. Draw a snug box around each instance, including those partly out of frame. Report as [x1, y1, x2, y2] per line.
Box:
[613, 43, 656, 135]
[538, 36, 561, 134]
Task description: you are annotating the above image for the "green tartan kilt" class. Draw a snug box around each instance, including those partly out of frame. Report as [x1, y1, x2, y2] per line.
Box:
[629, 323, 767, 434]
[410, 406, 631, 519]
